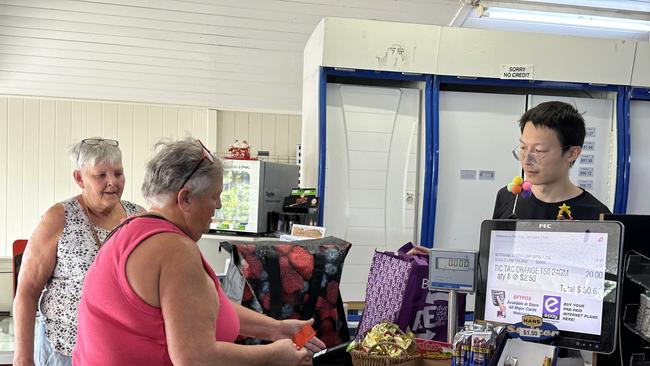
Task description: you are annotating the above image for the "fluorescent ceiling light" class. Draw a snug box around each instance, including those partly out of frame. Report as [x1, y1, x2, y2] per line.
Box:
[482, 7, 650, 32]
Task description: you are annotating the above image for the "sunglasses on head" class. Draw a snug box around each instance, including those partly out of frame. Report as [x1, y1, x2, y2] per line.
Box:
[179, 139, 214, 190]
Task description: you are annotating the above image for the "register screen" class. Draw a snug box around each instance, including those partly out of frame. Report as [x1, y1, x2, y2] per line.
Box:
[484, 230, 608, 335]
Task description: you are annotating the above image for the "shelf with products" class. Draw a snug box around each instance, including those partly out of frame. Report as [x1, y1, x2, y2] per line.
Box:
[624, 251, 650, 366]
[626, 252, 650, 291]
[623, 305, 650, 344]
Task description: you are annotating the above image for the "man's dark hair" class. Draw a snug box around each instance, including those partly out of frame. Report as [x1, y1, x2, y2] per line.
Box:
[519, 101, 586, 148]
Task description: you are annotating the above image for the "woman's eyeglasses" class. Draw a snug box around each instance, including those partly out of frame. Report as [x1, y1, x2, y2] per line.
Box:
[179, 139, 214, 190]
[76, 138, 119, 168]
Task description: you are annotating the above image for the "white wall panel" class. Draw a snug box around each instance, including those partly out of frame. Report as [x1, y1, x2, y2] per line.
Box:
[248, 113, 263, 157]
[627, 101, 650, 214]
[0, 95, 216, 255]
[23, 99, 40, 239]
[6, 98, 24, 257]
[117, 104, 134, 201]
[103, 104, 118, 140]
[434, 92, 524, 251]
[0, 1, 460, 113]
[207, 109, 219, 153]
[163, 106, 179, 141]
[216, 110, 302, 164]
[38, 100, 56, 220]
[131, 105, 149, 207]
[0, 95, 303, 307]
[53, 100, 72, 203]
[0, 98, 7, 257]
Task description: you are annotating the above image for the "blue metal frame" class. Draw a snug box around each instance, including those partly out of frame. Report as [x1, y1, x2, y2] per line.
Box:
[436, 75, 620, 92]
[317, 67, 431, 227]
[624, 87, 650, 212]
[614, 86, 631, 213]
[421, 76, 439, 248]
[420, 76, 435, 248]
[630, 87, 650, 101]
[422, 76, 630, 244]
[317, 67, 328, 225]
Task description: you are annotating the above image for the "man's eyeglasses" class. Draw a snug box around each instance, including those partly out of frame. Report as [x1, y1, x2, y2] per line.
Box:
[512, 144, 571, 166]
[76, 138, 119, 168]
[179, 139, 215, 191]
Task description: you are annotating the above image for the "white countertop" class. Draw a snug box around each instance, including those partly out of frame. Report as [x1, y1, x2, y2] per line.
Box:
[202, 233, 281, 242]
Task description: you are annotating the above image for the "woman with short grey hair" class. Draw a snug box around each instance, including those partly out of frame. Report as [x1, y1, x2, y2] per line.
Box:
[141, 138, 224, 207]
[13, 137, 144, 366]
[74, 138, 325, 366]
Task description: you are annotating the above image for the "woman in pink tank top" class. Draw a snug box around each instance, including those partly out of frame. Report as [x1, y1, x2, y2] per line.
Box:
[73, 139, 325, 366]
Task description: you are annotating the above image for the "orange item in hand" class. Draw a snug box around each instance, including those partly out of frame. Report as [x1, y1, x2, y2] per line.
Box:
[292, 324, 316, 348]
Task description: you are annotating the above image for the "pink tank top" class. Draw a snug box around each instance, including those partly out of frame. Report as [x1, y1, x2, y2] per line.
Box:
[73, 217, 240, 366]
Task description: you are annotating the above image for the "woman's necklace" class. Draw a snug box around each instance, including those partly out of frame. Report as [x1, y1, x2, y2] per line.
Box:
[80, 196, 102, 248]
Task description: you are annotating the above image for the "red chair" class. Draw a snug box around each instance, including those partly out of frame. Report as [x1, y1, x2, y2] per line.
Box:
[12, 239, 27, 298]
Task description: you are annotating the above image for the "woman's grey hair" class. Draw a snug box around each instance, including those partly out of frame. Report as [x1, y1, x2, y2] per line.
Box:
[142, 138, 224, 206]
[69, 137, 122, 170]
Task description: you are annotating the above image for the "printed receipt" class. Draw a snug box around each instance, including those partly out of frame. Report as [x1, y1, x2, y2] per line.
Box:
[484, 230, 608, 335]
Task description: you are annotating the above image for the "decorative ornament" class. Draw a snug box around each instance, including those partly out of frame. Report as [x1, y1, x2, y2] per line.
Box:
[507, 176, 532, 198]
[557, 203, 573, 220]
[227, 140, 252, 160]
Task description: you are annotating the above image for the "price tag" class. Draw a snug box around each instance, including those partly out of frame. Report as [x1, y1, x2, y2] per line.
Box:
[518, 328, 541, 338]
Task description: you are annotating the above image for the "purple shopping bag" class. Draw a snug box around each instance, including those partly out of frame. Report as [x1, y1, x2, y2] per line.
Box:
[357, 243, 466, 342]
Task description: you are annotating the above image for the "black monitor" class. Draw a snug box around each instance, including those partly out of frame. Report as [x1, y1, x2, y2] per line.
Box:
[474, 220, 624, 354]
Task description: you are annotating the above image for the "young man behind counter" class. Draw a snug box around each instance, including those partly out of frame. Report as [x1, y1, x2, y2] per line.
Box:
[493, 101, 611, 220]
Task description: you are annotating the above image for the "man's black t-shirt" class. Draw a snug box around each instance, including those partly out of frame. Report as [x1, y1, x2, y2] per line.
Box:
[492, 186, 612, 220]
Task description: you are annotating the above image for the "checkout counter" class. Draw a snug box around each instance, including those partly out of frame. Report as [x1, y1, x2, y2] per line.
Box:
[1, 217, 645, 365]
[338, 219, 629, 366]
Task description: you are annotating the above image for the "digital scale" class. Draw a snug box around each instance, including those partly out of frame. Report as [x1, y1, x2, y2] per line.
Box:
[427, 248, 478, 341]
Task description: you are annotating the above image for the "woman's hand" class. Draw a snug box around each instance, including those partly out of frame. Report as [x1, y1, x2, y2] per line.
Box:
[269, 338, 312, 366]
[406, 244, 431, 256]
[274, 318, 327, 355]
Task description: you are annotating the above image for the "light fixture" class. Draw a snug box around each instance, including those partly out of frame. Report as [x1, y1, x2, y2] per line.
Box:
[481, 6, 650, 32]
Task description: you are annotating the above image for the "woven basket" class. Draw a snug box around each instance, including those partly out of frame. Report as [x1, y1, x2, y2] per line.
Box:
[351, 342, 421, 366]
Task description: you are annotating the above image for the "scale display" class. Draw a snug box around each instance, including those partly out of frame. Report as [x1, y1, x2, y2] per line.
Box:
[429, 249, 477, 292]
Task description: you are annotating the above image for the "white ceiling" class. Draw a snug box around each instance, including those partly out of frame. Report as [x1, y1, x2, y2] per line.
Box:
[0, 0, 647, 113]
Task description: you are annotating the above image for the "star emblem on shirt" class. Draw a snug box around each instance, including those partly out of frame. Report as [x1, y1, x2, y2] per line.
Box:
[557, 203, 573, 220]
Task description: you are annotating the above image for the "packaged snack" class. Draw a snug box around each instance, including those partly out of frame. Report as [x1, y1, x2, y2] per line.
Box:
[469, 331, 493, 366]
[415, 338, 453, 360]
[461, 331, 474, 366]
[348, 322, 420, 366]
[451, 332, 464, 366]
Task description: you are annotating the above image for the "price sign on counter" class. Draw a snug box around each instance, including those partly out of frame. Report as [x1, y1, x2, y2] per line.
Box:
[484, 230, 608, 335]
[428, 249, 477, 293]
